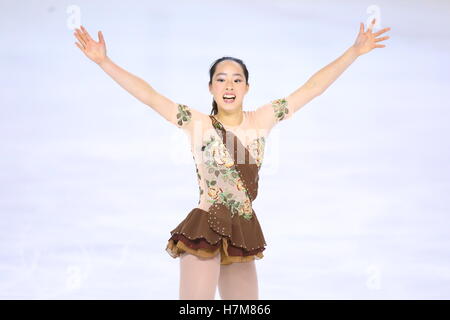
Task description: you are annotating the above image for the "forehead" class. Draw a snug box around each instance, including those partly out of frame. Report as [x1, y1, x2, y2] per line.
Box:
[214, 60, 244, 77]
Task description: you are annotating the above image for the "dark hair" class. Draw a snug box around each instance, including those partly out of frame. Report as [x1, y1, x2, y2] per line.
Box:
[208, 56, 249, 115]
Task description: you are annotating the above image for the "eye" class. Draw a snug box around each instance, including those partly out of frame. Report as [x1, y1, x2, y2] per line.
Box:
[216, 79, 242, 82]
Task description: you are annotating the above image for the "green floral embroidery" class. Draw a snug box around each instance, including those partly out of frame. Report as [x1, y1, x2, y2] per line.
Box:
[195, 163, 201, 180]
[202, 135, 246, 189]
[195, 162, 203, 204]
[202, 135, 253, 220]
[211, 116, 224, 130]
[203, 135, 218, 149]
[206, 181, 252, 220]
[248, 136, 266, 168]
[213, 120, 222, 130]
[272, 98, 289, 121]
[197, 185, 203, 205]
[176, 104, 192, 127]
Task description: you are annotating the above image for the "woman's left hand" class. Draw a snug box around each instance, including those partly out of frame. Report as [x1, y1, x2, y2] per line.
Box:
[353, 18, 391, 56]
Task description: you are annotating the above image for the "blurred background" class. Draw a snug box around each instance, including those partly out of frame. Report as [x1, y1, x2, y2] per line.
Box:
[1, 0, 449, 299]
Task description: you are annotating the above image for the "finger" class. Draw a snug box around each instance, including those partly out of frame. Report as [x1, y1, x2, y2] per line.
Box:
[367, 18, 376, 32]
[76, 27, 89, 45]
[374, 44, 386, 48]
[74, 28, 85, 43]
[80, 25, 94, 42]
[75, 41, 85, 51]
[81, 28, 90, 44]
[374, 36, 389, 42]
[74, 30, 87, 47]
[359, 22, 364, 33]
[74, 32, 86, 48]
[98, 30, 105, 44]
[374, 27, 391, 37]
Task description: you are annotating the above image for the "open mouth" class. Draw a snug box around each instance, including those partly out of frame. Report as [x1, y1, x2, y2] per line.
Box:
[223, 94, 236, 103]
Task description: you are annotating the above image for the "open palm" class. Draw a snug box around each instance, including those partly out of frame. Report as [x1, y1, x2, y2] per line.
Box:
[73, 25, 107, 64]
[353, 18, 391, 56]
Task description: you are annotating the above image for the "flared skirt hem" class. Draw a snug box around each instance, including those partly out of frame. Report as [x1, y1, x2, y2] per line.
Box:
[166, 235, 264, 265]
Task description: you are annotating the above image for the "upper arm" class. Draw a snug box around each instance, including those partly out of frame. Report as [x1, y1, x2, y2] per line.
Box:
[254, 97, 293, 133]
[286, 81, 321, 114]
[145, 92, 205, 132]
[254, 86, 320, 132]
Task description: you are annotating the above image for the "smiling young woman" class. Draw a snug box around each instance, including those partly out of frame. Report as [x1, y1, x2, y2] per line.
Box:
[74, 18, 391, 299]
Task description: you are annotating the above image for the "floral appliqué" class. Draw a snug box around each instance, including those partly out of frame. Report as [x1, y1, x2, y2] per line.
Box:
[272, 98, 289, 121]
[247, 136, 266, 168]
[194, 160, 203, 205]
[206, 183, 253, 220]
[202, 135, 253, 220]
[176, 104, 192, 127]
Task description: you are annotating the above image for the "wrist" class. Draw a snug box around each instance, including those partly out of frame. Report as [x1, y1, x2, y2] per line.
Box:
[98, 56, 111, 68]
[348, 46, 361, 59]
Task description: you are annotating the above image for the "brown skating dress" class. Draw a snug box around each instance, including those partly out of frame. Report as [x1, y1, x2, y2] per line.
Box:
[163, 98, 293, 265]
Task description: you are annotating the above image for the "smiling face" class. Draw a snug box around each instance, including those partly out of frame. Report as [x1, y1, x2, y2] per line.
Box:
[209, 60, 249, 114]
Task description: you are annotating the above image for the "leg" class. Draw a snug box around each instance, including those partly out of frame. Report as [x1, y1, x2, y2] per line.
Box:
[218, 259, 259, 300]
[179, 251, 221, 300]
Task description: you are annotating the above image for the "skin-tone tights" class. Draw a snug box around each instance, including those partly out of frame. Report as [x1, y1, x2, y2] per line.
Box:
[179, 251, 259, 300]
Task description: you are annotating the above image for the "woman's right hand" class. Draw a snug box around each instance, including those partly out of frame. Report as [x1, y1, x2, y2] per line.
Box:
[74, 25, 107, 65]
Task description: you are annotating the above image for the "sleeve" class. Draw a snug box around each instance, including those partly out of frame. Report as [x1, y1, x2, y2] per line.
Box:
[253, 97, 294, 133]
[167, 102, 206, 134]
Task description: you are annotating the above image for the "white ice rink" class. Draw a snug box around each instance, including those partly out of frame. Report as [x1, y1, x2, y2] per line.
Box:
[1, 0, 449, 299]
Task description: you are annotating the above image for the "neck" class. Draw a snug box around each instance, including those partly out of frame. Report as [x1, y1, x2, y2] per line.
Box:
[215, 110, 244, 127]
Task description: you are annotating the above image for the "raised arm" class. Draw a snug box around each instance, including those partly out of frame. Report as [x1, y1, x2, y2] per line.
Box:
[254, 19, 391, 133]
[73, 25, 200, 129]
[97, 56, 181, 124]
[287, 19, 391, 113]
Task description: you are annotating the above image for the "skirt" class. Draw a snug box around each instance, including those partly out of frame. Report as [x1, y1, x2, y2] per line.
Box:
[165, 203, 267, 265]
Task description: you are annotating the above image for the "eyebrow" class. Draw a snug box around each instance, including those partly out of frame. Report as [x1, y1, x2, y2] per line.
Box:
[215, 73, 243, 78]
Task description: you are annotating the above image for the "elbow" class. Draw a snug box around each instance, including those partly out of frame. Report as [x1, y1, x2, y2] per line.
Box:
[312, 86, 324, 96]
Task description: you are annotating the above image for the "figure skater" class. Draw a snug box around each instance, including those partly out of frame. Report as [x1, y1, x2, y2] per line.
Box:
[73, 18, 390, 300]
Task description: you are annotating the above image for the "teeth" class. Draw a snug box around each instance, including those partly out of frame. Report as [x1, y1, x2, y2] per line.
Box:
[223, 95, 235, 98]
